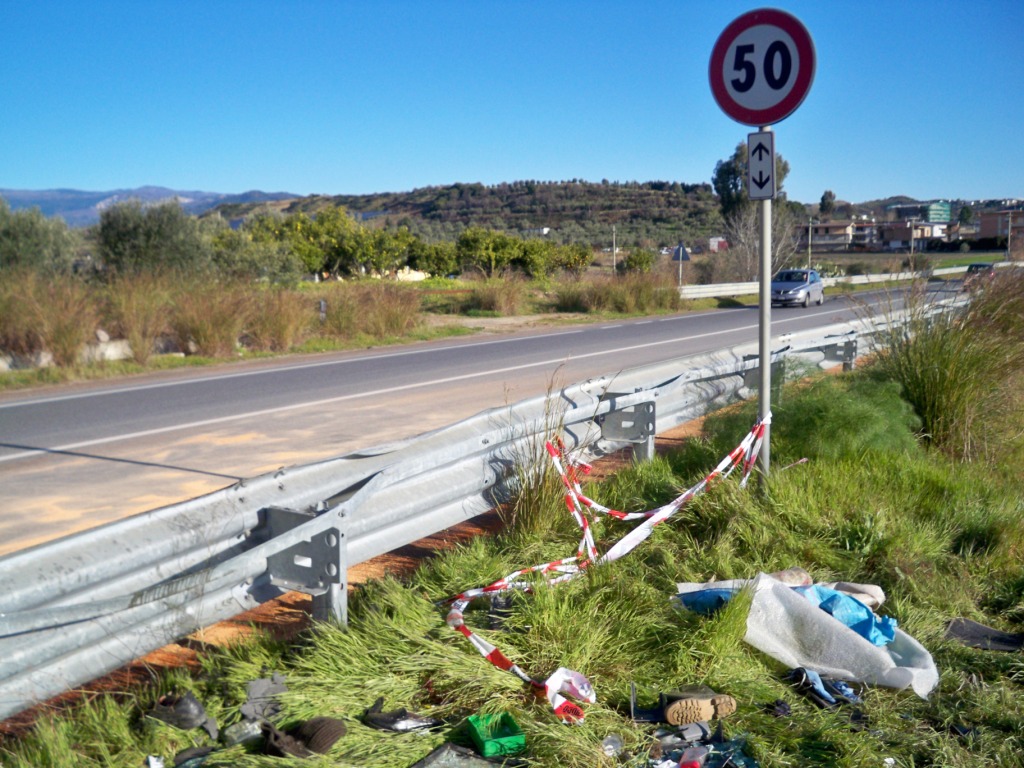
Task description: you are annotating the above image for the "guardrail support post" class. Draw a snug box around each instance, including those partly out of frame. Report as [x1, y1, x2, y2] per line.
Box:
[264, 507, 348, 625]
[842, 338, 857, 371]
[597, 399, 656, 462]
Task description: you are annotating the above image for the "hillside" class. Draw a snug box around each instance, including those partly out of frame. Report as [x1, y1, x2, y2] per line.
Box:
[3, 182, 1008, 250]
[212, 184, 1004, 249]
[211, 180, 727, 248]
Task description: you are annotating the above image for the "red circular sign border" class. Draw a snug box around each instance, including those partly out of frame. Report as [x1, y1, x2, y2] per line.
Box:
[709, 8, 816, 126]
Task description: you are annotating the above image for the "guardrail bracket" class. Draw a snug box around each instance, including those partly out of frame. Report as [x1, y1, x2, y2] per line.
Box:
[597, 398, 656, 462]
[263, 507, 347, 624]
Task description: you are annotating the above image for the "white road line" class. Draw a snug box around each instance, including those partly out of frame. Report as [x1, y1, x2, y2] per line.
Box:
[0, 318, 771, 463]
[0, 311, 742, 409]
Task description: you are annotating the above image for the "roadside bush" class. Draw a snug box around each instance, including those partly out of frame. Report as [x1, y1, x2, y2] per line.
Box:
[245, 288, 314, 352]
[102, 271, 173, 364]
[356, 282, 422, 338]
[866, 272, 1024, 461]
[552, 273, 682, 315]
[617, 247, 655, 274]
[0, 201, 78, 274]
[314, 282, 422, 341]
[316, 285, 360, 339]
[901, 253, 932, 273]
[552, 279, 593, 312]
[700, 374, 922, 466]
[0, 270, 97, 367]
[167, 280, 252, 357]
[467, 275, 526, 316]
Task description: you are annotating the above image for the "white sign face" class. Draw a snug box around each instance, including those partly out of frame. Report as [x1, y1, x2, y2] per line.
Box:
[709, 8, 815, 126]
[747, 130, 775, 200]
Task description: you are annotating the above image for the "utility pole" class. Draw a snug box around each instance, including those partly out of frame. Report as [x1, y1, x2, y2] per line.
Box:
[807, 218, 813, 269]
[1007, 211, 1014, 261]
[612, 225, 617, 273]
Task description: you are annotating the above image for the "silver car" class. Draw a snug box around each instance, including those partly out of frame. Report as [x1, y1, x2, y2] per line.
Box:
[771, 269, 824, 307]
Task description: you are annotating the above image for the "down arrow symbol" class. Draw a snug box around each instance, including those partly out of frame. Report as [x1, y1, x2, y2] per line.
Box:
[753, 171, 772, 189]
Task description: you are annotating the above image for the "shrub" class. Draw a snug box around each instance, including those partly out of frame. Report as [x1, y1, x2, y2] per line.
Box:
[467, 276, 525, 316]
[316, 286, 360, 339]
[168, 279, 252, 357]
[552, 280, 594, 313]
[0, 270, 97, 367]
[356, 282, 422, 338]
[102, 271, 173, 364]
[245, 288, 314, 352]
[315, 281, 422, 341]
[866, 272, 1024, 461]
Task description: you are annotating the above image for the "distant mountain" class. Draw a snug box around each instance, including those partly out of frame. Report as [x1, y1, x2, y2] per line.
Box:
[0, 186, 298, 227]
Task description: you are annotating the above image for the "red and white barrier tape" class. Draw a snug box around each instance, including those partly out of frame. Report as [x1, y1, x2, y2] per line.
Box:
[445, 414, 770, 723]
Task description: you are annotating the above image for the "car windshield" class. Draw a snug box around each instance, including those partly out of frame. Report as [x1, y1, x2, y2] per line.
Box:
[775, 271, 807, 282]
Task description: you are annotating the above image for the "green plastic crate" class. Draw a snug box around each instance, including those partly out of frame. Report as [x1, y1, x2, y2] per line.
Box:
[466, 712, 526, 757]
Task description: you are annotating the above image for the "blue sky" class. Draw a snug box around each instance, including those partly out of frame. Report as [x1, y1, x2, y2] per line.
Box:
[2, 1, 1021, 205]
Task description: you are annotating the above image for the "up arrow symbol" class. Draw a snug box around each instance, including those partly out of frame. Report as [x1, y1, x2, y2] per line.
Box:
[751, 142, 771, 161]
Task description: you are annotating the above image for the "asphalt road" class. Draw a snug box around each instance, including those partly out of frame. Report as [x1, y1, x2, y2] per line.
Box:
[0, 296, 867, 555]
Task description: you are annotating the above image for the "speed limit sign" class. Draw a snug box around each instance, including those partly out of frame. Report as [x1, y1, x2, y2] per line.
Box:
[709, 8, 815, 126]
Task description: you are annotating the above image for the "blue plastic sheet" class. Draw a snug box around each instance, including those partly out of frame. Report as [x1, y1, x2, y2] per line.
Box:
[794, 585, 897, 647]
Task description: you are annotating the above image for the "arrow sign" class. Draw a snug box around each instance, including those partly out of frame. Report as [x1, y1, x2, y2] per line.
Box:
[747, 130, 775, 200]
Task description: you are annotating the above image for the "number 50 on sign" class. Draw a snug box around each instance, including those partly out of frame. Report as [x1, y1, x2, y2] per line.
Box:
[709, 8, 815, 126]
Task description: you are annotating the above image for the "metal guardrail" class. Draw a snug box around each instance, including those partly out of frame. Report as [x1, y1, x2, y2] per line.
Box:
[0, 306, 935, 721]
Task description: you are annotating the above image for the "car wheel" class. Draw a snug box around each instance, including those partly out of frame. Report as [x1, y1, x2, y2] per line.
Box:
[802, 292, 810, 308]
[816, 291, 823, 306]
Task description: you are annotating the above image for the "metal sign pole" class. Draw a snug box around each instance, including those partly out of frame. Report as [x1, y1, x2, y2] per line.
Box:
[758, 126, 772, 478]
[710, 8, 816, 480]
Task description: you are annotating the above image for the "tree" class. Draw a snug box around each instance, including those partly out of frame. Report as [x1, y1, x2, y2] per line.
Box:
[715, 202, 802, 282]
[408, 239, 458, 277]
[712, 143, 790, 220]
[97, 200, 213, 275]
[0, 199, 77, 273]
[709, 143, 796, 281]
[211, 226, 304, 283]
[958, 206, 974, 225]
[712, 143, 748, 221]
[619, 247, 655, 274]
[456, 227, 517, 277]
[364, 227, 415, 276]
[516, 238, 553, 278]
[553, 243, 592, 279]
[819, 190, 836, 219]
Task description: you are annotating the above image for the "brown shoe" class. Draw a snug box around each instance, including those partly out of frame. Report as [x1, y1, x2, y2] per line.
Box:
[664, 694, 736, 725]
